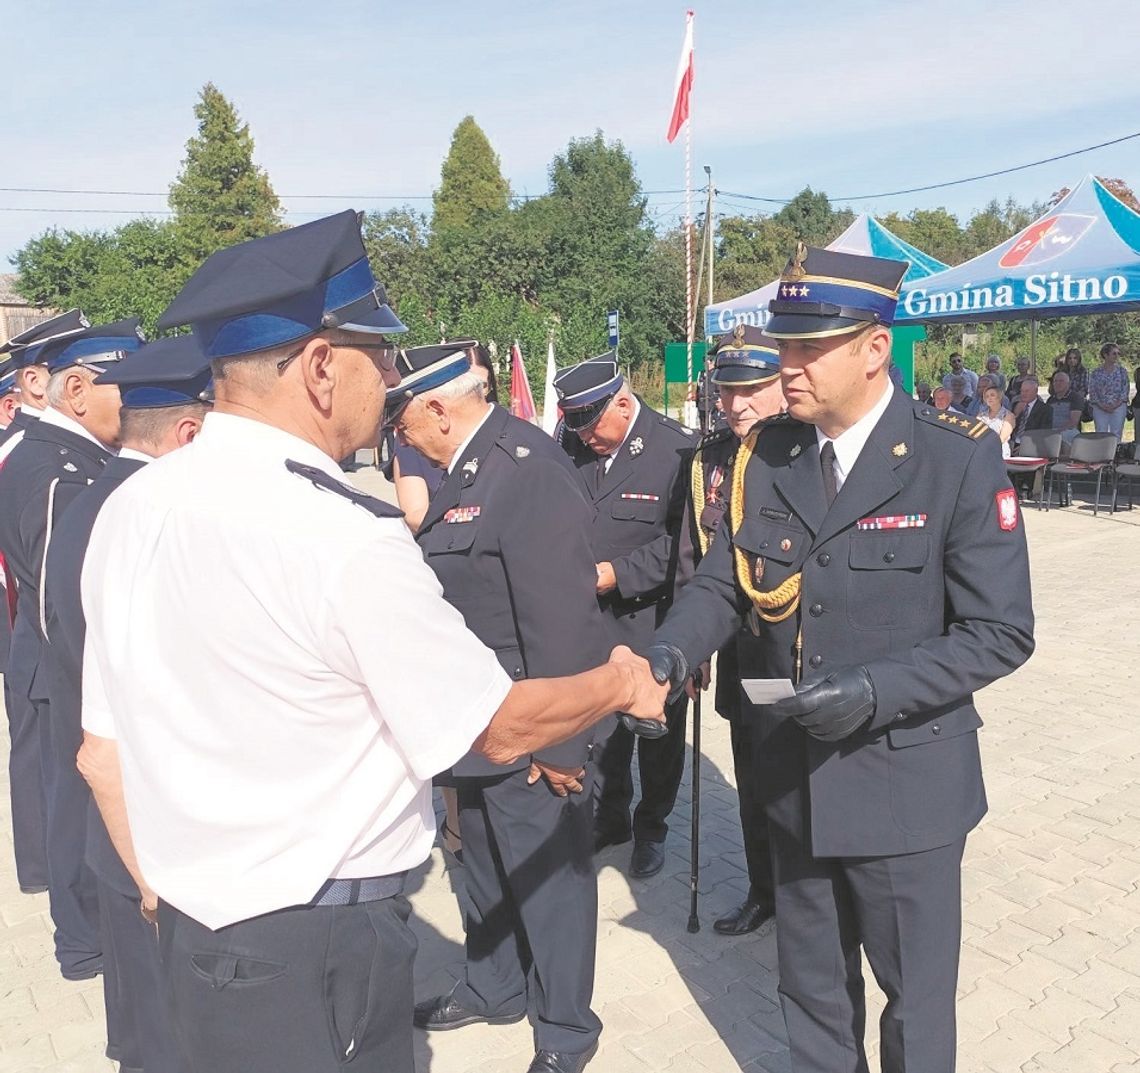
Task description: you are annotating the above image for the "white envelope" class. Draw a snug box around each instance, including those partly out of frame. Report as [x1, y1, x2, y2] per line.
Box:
[741, 678, 797, 705]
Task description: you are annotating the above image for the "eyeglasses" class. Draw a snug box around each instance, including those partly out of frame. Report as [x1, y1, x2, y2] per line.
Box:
[275, 339, 399, 374]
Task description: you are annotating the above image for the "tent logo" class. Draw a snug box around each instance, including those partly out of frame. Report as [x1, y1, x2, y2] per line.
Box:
[999, 214, 1096, 268]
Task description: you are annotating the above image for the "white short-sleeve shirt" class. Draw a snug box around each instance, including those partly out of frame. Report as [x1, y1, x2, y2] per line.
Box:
[81, 412, 511, 930]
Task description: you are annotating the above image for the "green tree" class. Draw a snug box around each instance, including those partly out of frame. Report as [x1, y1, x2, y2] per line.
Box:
[362, 207, 432, 307]
[168, 83, 282, 265]
[772, 188, 854, 246]
[432, 116, 510, 236]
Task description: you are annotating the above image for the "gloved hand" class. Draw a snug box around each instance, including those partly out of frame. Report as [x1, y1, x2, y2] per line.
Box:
[765, 665, 876, 742]
[645, 642, 690, 704]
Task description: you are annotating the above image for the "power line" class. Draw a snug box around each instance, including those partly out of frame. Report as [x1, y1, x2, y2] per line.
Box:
[0, 185, 689, 200]
[717, 130, 1140, 206]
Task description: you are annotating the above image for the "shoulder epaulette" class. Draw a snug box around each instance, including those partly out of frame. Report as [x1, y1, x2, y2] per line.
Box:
[696, 426, 734, 451]
[285, 460, 405, 519]
[658, 413, 697, 438]
[916, 406, 989, 440]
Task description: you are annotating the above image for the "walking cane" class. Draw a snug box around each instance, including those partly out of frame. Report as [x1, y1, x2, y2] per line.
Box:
[687, 674, 702, 933]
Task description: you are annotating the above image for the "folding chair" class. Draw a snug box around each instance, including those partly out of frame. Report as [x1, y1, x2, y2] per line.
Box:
[1006, 429, 1061, 511]
[1049, 432, 1119, 516]
[1111, 452, 1140, 512]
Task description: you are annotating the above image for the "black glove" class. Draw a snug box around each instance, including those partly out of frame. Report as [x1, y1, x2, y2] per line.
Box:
[646, 642, 689, 704]
[765, 665, 876, 742]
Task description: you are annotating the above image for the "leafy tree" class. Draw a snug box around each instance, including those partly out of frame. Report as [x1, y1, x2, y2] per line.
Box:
[168, 83, 282, 265]
[432, 116, 510, 236]
[362, 207, 432, 307]
[772, 188, 854, 246]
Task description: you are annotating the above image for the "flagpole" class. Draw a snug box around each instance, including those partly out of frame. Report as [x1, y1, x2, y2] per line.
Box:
[683, 12, 694, 419]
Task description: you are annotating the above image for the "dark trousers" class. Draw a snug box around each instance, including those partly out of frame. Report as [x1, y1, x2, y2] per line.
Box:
[454, 766, 601, 1054]
[593, 693, 688, 843]
[100, 879, 185, 1073]
[41, 696, 102, 975]
[157, 894, 417, 1073]
[4, 678, 48, 890]
[771, 829, 966, 1073]
[729, 718, 773, 904]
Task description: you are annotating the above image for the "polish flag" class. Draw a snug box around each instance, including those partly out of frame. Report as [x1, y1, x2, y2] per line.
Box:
[509, 342, 538, 423]
[666, 11, 694, 143]
[541, 336, 560, 436]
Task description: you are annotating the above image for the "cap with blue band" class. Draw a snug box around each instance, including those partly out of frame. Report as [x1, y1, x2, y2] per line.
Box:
[94, 334, 213, 408]
[710, 324, 781, 386]
[35, 318, 145, 374]
[553, 353, 623, 431]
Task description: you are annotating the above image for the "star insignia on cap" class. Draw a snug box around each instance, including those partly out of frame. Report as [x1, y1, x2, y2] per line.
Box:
[892, 442, 908, 457]
[789, 444, 802, 458]
[515, 445, 530, 458]
[798, 285, 810, 297]
[629, 437, 644, 457]
[462, 458, 479, 476]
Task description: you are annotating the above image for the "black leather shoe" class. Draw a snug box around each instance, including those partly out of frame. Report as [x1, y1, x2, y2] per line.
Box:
[713, 896, 775, 935]
[413, 991, 526, 1031]
[527, 1041, 599, 1073]
[629, 840, 665, 878]
[593, 828, 632, 854]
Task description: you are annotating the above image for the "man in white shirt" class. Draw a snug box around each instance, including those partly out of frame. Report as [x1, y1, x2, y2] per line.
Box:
[940, 351, 979, 395]
[80, 212, 665, 1073]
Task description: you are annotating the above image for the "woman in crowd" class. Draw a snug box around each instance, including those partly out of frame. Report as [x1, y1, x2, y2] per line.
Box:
[1064, 347, 1090, 400]
[968, 374, 994, 416]
[977, 383, 1015, 458]
[1088, 343, 1130, 438]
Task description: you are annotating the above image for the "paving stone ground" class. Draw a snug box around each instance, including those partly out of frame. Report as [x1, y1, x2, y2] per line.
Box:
[1, 486, 1137, 1072]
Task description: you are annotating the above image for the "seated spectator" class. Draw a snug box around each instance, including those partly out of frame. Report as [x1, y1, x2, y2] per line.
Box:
[1011, 376, 1049, 452]
[967, 375, 995, 416]
[1064, 347, 1090, 400]
[941, 352, 979, 394]
[914, 380, 933, 404]
[931, 386, 952, 410]
[983, 354, 1006, 394]
[976, 385, 1014, 458]
[1005, 356, 1032, 403]
[1044, 371, 1085, 447]
[948, 375, 974, 415]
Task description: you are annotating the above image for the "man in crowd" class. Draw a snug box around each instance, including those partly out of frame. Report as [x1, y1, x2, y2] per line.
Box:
[555, 355, 694, 879]
[1044, 370, 1085, 447]
[931, 386, 952, 411]
[394, 343, 608, 1073]
[648, 244, 1034, 1073]
[1011, 376, 1049, 451]
[49, 336, 211, 1073]
[0, 318, 138, 979]
[686, 325, 784, 936]
[913, 380, 932, 405]
[79, 211, 666, 1073]
[941, 352, 978, 395]
[947, 374, 974, 415]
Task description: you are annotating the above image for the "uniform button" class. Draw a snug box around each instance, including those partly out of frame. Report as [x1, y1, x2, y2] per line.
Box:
[759, 541, 769, 549]
[809, 654, 823, 668]
[513, 667, 524, 680]
[883, 551, 895, 563]
[895, 712, 906, 722]
[809, 602, 823, 617]
[817, 552, 831, 567]
[932, 722, 942, 735]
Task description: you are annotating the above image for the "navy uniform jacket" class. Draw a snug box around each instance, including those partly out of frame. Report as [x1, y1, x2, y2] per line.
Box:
[0, 408, 36, 449]
[44, 456, 147, 895]
[0, 418, 111, 707]
[559, 397, 695, 651]
[417, 405, 614, 778]
[656, 389, 1035, 857]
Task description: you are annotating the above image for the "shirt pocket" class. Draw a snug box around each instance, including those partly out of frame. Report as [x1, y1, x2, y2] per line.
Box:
[610, 497, 660, 523]
[846, 531, 931, 629]
[421, 520, 479, 555]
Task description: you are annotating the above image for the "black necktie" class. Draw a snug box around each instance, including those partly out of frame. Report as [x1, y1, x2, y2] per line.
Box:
[820, 441, 838, 508]
[594, 455, 607, 494]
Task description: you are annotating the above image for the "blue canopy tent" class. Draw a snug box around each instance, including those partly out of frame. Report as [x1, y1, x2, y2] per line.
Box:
[896, 175, 1140, 365]
[703, 213, 948, 337]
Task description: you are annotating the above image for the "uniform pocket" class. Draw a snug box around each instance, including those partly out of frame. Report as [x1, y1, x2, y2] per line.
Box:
[846, 532, 931, 629]
[421, 521, 479, 554]
[189, 953, 287, 990]
[611, 498, 659, 523]
[733, 518, 804, 565]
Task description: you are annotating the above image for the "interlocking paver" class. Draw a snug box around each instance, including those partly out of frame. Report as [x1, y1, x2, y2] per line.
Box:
[1, 491, 1137, 1072]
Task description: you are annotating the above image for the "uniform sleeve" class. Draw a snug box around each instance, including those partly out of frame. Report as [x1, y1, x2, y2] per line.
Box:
[653, 510, 750, 670]
[611, 439, 693, 600]
[864, 436, 1035, 729]
[332, 526, 513, 782]
[499, 460, 610, 768]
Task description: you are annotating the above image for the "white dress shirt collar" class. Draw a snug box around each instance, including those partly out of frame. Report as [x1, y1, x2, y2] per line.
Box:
[815, 381, 895, 491]
[199, 411, 345, 479]
[37, 405, 109, 451]
[447, 404, 494, 474]
[117, 446, 155, 464]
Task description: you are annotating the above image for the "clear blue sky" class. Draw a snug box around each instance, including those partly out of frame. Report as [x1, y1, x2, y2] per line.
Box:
[3, 0, 1140, 266]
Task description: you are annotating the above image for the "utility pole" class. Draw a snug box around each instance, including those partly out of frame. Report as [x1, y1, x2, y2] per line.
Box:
[704, 165, 714, 310]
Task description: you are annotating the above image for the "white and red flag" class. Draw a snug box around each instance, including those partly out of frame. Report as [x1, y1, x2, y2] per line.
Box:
[509, 342, 538, 423]
[666, 10, 695, 143]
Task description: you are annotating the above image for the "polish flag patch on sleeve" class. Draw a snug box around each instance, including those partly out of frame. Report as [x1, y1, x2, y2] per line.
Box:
[996, 488, 1019, 531]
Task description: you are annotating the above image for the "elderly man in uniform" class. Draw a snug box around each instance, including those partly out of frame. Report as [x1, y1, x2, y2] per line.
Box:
[687, 325, 785, 936]
[390, 344, 608, 1073]
[648, 245, 1034, 1073]
[554, 355, 694, 879]
[78, 211, 666, 1073]
[0, 318, 138, 982]
[46, 336, 211, 1073]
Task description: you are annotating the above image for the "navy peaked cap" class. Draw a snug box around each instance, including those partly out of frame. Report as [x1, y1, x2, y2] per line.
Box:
[157, 210, 407, 359]
[94, 334, 213, 408]
[711, 324, 781, 386]
[553, 353, 623, 431]
[36, 317, 145, 374]
[1, 308, 90, 363]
